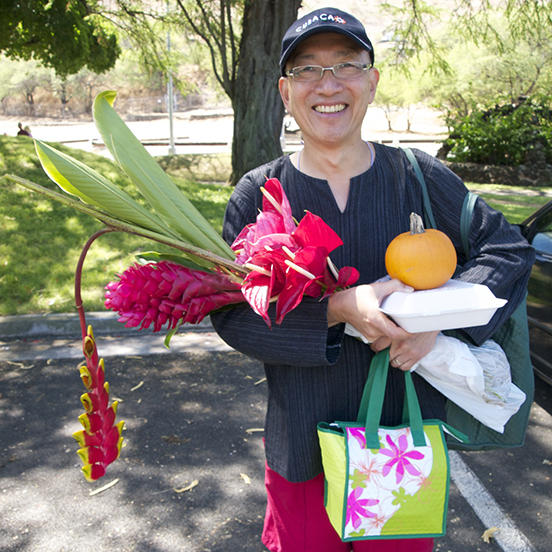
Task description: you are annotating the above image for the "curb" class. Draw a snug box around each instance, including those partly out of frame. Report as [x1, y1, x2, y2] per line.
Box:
[0, 311, 214, 339]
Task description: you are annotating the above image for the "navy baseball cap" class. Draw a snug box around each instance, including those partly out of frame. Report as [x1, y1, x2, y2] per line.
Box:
[279, 8, 374, 75]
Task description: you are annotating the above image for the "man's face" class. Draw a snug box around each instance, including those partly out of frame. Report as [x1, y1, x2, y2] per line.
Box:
[279, 32, 379, 148]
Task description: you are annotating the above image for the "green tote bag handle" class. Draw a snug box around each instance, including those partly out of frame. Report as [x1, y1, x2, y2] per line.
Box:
[357, 349, 427, 449]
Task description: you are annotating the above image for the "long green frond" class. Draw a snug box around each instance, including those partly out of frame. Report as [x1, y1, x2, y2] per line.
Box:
[93, 91, 234, 260]
[34, 140, 181, 241]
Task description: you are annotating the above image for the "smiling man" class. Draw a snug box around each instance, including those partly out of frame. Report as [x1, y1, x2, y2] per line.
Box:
[211, 7, 534, 552]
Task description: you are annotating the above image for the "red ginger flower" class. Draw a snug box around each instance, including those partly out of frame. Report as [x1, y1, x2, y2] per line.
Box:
[105, 178, 359, 331]
[73, 325, 124, 482]
[105, 261, 244, 331]
[233, 178, 360, 326]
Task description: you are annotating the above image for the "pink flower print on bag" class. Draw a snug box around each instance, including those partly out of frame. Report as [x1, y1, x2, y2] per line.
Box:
[379, 433, 425, 485]
[342, 426, 434, 538]
[346, 487, 379, 530]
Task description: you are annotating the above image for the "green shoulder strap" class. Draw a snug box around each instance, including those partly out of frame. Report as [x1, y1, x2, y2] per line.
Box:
[402, 147, 477, 257]
[460, 191, 478, 258]
[402, 147, 438, 230]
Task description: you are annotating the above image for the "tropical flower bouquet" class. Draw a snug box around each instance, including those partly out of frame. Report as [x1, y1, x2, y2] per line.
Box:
[4, 91, 358, 481]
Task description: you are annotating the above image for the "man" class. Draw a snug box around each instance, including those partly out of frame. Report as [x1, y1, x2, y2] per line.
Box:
[17, 122, 31, 136]
[212, 7, 534, 552]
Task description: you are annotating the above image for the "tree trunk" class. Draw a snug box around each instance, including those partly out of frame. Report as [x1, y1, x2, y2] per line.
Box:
[229, 0, 302, 185]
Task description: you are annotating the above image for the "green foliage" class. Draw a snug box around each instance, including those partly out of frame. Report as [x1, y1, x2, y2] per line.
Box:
[380, 0, 449, 72]
[444, 97, 552, 165]
[0, 137, 231, 315]
[377, 4, 552, 129]
[0, 0, 120, 76]
[170, 0, 245, 97]
[433, 26, 552, 116]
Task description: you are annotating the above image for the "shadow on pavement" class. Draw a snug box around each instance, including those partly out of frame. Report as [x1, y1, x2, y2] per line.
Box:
[0, 349, 269, 552]
[2, 343, 549, 551]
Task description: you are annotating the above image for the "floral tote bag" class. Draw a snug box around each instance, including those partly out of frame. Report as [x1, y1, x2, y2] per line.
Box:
[317, 349, 467, 541]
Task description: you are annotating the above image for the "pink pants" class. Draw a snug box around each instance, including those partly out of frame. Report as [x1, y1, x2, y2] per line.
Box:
[262, 463, 434, 552]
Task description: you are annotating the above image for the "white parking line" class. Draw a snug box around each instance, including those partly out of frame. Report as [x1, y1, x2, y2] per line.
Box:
[450, 451, 537, 552]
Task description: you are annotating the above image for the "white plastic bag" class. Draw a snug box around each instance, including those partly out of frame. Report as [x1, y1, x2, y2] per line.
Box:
[343, 325, 526, 433]
[473, 339, 512, 405]
[410, 335, 526, 433]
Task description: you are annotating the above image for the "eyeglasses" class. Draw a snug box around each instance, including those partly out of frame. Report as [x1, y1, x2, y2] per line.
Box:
[286, 62, 372, 82]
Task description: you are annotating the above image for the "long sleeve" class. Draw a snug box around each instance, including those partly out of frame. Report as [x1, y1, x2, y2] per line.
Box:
[413, 150, 535, 345]
[211, 298, 344, 366]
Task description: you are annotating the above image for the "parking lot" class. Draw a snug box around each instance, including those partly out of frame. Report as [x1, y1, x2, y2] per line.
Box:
[1, 317, 551, 552]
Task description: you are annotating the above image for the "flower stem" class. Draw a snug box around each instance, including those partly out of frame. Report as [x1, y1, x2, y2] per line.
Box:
[75, 228, 115, 338]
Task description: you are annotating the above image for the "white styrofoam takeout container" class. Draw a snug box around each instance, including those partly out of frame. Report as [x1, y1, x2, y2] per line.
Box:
[379, 279, 507, 333]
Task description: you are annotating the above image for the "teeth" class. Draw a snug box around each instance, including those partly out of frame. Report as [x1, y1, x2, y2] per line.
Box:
[315, 104, 346, 113]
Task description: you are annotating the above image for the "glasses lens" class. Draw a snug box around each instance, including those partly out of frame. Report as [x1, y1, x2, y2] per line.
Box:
[291, 66, 323, 81]
[290, 63, 367, 81]
[334, 62, 365, 79]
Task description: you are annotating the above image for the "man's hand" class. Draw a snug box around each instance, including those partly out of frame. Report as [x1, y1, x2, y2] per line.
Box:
[380, 330, 440, 371]
[327, 279, 411, 341]
[327, 279, 439, 370]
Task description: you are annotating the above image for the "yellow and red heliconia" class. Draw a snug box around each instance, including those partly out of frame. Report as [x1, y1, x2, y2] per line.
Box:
[72, 325, 124, 481]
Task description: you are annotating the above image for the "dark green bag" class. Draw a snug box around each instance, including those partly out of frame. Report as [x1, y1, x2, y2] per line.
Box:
[403, 147, 534, 451]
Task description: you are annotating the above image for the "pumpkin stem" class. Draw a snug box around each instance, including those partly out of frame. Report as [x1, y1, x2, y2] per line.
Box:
[409, 212, 425, 235]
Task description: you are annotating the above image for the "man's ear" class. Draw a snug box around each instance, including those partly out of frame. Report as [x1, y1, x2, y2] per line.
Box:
[368, 68, 380, 104]
[279, 76, 292, 113]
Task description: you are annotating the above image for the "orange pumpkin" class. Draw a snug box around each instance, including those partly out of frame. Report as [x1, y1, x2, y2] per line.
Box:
[385, 212, 457, 290]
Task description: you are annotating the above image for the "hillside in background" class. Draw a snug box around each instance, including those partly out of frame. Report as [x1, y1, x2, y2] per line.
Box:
[299, 0, 456, 54]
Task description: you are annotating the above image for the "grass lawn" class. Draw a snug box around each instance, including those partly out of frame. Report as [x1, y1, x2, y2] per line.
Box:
[465, 183, 552, 223]
[0, 136, 232, 316]
[1, 136, 550, 316]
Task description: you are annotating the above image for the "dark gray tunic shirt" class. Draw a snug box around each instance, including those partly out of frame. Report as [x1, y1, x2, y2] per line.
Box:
[211, 144, 534, 482]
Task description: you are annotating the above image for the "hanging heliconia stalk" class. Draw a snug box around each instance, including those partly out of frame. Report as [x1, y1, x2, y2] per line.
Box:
[4, 91, 361, 482]
[72, 325, 124, 482]
[70, 229, 124, 482]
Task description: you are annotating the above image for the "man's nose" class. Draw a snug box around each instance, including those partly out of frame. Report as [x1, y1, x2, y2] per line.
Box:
[315, 69, 344, 91]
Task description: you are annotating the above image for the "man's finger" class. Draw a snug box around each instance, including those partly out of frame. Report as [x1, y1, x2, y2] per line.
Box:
[372, 278, 413, 302]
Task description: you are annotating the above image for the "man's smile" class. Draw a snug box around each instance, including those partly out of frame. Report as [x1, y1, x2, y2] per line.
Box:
[313, 104, 347, 113]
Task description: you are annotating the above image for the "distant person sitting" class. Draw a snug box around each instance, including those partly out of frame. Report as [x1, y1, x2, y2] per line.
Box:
[17, 123, 31, 137]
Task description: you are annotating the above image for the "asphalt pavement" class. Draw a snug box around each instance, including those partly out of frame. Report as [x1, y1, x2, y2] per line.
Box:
[1, 314, 551, 552]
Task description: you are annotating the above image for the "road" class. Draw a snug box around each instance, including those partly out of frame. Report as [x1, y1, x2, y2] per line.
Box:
[0, 105, 447, 158]
[0, 317, 551, 552]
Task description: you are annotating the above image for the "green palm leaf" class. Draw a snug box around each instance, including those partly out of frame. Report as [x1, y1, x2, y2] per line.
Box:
[93, 91, 234, 260]
[35, 140, 181, 241]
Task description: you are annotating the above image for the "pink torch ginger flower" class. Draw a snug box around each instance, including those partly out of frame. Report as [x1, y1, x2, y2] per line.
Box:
[105, 262, 245, 332]
[73, 325, 124, 481]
